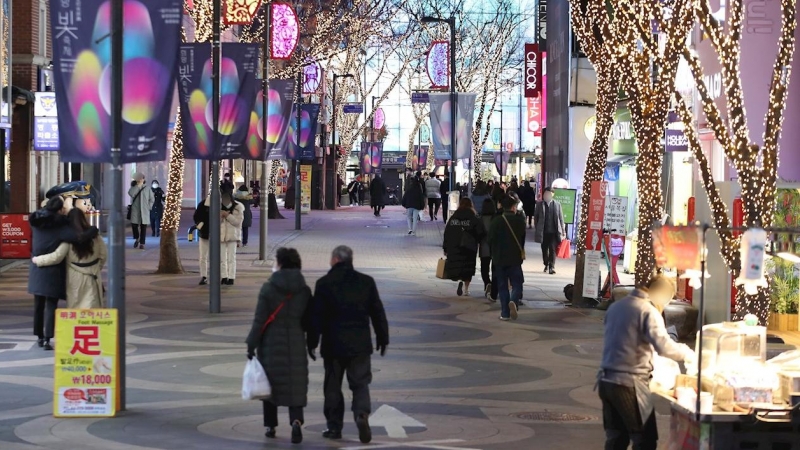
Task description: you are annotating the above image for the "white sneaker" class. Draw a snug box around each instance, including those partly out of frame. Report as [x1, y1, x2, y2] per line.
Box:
[499, 316, 510, 321]
[464, 289, 471, 296]
[509, 302, 518, 320]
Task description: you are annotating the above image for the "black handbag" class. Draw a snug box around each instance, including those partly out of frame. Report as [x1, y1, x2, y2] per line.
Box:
[127, 187, 144, 220]
[459, 231, 478, 252]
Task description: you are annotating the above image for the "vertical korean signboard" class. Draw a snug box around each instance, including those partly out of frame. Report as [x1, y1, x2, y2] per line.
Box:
[299, 165, 312, 214]
[54, 309, 119, 417]
[582, 181, 608, 298]
[33, 92, 59, 151]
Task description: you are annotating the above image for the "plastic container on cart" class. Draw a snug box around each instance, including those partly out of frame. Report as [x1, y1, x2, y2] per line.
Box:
[697, 322, 767, 378]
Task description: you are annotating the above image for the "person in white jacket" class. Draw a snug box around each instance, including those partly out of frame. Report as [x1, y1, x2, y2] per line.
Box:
[32, 208, 107, 309]
[220, 184, 244, 285]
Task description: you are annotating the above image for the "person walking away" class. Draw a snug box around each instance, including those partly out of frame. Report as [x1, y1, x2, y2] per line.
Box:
[246, 247, 312, 444]
[443, 198, 485, 297]
[425, 174, 442, 221]
[488, 195, 526, 321]
[519, 181, 536, 229]
[347, 178, 360, 207]
[534, 187, 566, 274]
[369, 175, 386, 217]
[471, 181, 489, 216]
[308, 246, 389, 444]
[128, 172, 154, 249]
[599, 275, 695, 450]
[402, 171, 425, 235]
[32, 208, 107, 309]
[236, 185, 254, 247]
[440, 173, 450, 222]
[29, 193, 98, 350]
[221, 184, 244, 285]
[150, 180, 165, 237]
[193, 194, 211, 285]
[479, 198, 497, 301]
[491, 182, 506, 208]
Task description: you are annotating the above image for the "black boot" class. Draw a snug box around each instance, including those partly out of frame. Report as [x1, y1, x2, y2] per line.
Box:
[199, 277, 208, 285]
[322, 429, 342, 440]
[43, 339, 53, 351]
[356, 414, 372, 444]
[291, 421, 303, 444]
[265, 427, 276, 438]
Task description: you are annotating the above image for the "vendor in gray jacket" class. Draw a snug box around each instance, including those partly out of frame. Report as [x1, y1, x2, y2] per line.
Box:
[598, 275, 695, 450]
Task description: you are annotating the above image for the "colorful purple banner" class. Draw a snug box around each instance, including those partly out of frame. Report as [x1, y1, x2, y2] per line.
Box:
[428, 93, 477, 160]
[494, 152, 510, 176]
[178, 43, 260, 160]
[50, 0, 182, 163]
[360, 142, 383, 174]
[286, 103, 320, 161]
[265, 79, 297, 161]
[411, 145, 428, 171]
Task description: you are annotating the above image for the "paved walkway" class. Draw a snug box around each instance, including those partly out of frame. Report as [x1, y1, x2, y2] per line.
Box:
[0, 205, 656, 449]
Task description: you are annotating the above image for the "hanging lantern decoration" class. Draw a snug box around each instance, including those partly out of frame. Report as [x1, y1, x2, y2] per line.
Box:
[270, 3, 299, 60]
[734, 228, 769, 295]
[223, 0, 262, 25]
[426, 41, 449, 89]
[303, 60, 322, 94]
[373, 107, 385, 129]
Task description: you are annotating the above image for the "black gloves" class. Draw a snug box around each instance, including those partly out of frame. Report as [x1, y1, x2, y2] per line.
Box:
[376, 344, 387, 357]
[308, 348, 317, 361]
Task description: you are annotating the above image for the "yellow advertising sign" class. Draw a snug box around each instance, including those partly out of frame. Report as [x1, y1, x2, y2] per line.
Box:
[53, 309, 118, 417]
[300, 164, 312, 214]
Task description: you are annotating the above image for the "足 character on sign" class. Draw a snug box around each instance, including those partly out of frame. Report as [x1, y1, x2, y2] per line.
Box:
[70, 326, 101, 356]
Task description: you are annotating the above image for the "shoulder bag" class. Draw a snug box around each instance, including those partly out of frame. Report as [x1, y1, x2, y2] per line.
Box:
[127, 188, 144, 220]
[502, 214, 526, 260]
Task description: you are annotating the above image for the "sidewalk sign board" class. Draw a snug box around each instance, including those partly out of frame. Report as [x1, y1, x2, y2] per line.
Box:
[0, 214, 32, 259]
[552, 188, 577, 224]
[54, 309, 119, 418]
[582, 181, 608, 298]
[300, 165, 312, 214]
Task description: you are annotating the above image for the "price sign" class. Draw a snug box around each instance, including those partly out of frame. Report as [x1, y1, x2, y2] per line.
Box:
[54, 309, 119, 417]
[603, 196, 628, 234]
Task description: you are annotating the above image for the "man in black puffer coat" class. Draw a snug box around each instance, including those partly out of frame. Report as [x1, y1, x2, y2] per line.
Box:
[308, 245, 389, 444]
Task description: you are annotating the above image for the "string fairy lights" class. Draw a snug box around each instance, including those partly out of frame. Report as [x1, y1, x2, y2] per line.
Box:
[673, 0, 797, 325]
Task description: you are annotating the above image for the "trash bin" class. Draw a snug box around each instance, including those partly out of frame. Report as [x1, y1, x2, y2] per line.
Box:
[623, 229, 638, 274]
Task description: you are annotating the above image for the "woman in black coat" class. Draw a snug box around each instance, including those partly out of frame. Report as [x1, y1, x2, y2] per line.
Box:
[28, 196, 97, 350]
[443, 198, 486, 297]
[150, 180, 165, 237]
[246, 247, 312, 444]
[369, 175, 387, 217]
[519, 181, 537, 228]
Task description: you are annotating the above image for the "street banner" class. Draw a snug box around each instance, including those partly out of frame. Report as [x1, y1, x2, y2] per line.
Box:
[428, 93, 477, 160]
[54, 309, 119, 417]
[265, 79, 297, 160]
[300, 164, 312, 214]
[50, 0, 182, 163]
[0, 214, 32, 259]
[552, 188, 576, 224]
[524, 43, 541, 98]
[603, 196, 628, 234]
[287, 103, 320, 161]
[494, 152, 509, 176]
[360, 142, 383, 174]
[411, 145, 428, 171]
[33, 92, 59, 151]
[178, 43, 260, 160]
[527, 97, 543, 136]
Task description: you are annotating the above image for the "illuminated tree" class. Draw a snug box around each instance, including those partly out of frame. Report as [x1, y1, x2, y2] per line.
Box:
[568, 0, 622, 304]
[674, 0, 797, 324]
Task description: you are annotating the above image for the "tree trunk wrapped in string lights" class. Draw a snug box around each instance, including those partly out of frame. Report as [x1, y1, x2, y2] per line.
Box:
[611, 0, 697, 286]
[157, 106, 187, 274]
[674, 0, 796, 325]
[567, 0, 621, 305]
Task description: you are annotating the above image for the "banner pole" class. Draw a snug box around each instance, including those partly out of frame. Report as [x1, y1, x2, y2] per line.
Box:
[258, 4, 271, 262]
[294, 70, 302, 230]
[108, 0, 126, 410]
[209, 0, 222, 313]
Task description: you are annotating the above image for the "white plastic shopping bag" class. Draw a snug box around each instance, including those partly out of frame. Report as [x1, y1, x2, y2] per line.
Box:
[242, 358, 271, 400]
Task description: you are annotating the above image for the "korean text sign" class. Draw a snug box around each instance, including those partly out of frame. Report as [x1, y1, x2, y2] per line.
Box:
[54, 309, 118, 417]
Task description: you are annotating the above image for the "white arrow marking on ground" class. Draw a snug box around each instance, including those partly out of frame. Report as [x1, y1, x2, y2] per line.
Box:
[370, 404, 426, 438]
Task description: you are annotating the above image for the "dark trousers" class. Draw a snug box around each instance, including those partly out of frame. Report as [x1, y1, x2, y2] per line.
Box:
[428, 198, 441, 220]
[480, 256, 492, 287]
[241, 226, 249, 245]
[542, 232, 559, 268]
[262, 400, 304, 428]
[598, 380, 658, 450]
[495, 264, 523, 318]
[132, 223, 147, 245]
[323, 355, 372, 431]
[442, 207, 448, 222]
[33, 295, 59, 339]
[526, 214, 533, 227]
[150, 210, 162, 236]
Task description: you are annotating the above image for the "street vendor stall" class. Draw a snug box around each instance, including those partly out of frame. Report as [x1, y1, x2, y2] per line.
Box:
[651, 224, 800, 450]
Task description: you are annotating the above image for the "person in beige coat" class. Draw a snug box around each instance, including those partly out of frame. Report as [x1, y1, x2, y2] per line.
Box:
[220, 184, 244, 285]
[32, 208, 107, 309]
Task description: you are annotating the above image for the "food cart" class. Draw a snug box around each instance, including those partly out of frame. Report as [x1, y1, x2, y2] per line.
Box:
[651, 224, 800, 450]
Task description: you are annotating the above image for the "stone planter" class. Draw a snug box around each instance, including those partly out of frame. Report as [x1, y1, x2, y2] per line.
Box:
[767, 312, 799, 331]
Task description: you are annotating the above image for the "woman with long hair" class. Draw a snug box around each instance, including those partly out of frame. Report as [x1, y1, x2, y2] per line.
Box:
[443, 198, 486, 296]
[246, 247, 312, 444]
[32, 208, 107, 309]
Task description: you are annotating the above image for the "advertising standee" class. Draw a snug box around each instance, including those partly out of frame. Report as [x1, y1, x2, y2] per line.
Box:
[0, 214, 32, 259]
[54, 309, 119, 418]
[582, 181, 608, 299]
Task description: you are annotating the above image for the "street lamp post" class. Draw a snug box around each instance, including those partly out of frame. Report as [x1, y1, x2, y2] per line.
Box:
[258, 2, 271, 262]
[422, 15, 456, 191]
[332, 73, 353, 210]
